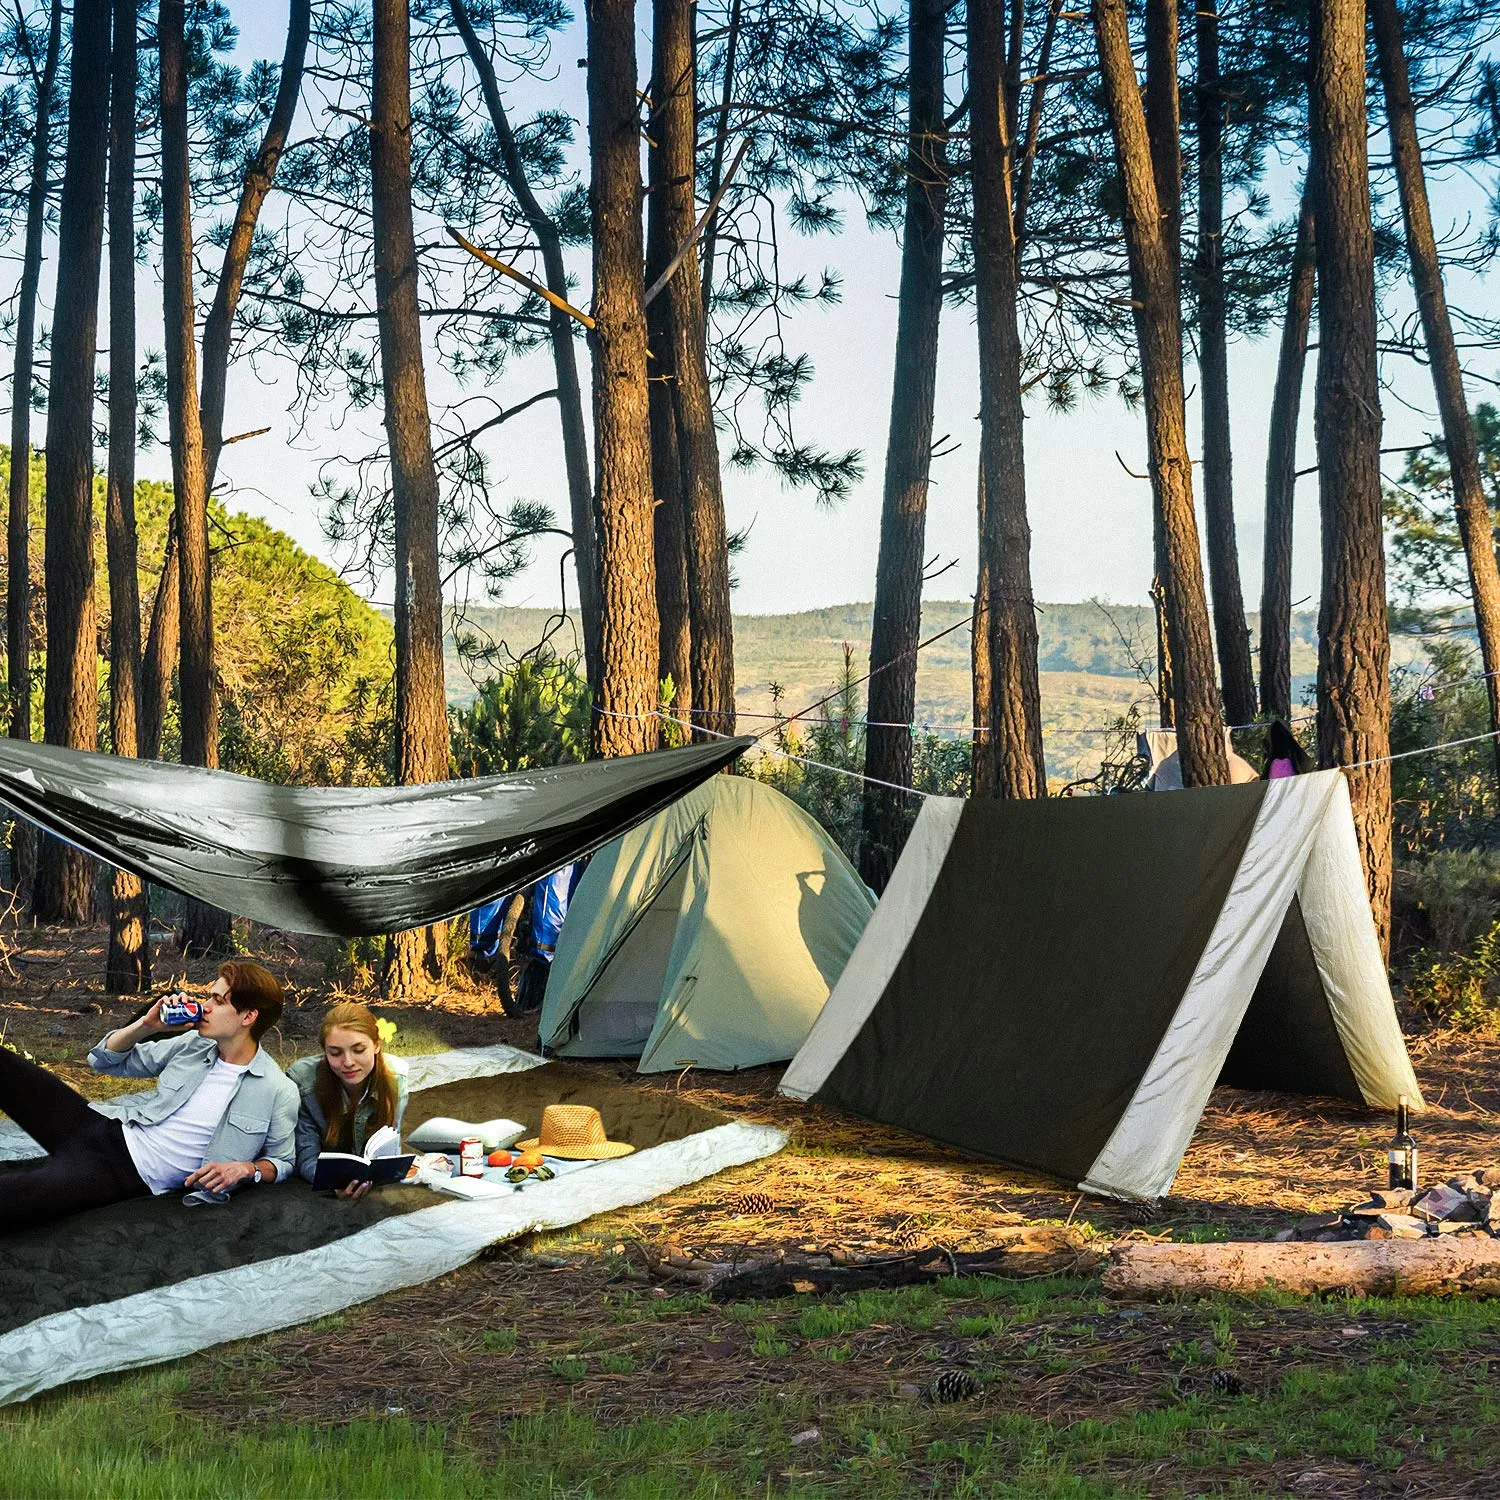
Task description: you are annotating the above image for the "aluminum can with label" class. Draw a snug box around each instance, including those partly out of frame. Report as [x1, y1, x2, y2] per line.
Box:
[160, 995, 204, 1027]
[459, 1137, 485, 1177]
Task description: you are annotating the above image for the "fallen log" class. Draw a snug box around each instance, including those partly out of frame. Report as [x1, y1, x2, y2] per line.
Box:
[711, 1229, 1100, 1302]
[1104, 1236, 1500, 1300]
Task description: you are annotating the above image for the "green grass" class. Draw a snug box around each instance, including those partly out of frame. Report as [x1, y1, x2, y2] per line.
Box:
[7, 1282, 1500, 1498]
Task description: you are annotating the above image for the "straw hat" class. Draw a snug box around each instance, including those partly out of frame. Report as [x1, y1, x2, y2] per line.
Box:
[517, 1104, 635, 1160]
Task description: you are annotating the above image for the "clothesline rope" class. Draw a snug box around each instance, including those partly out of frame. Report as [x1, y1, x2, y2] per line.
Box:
[596, 709, 1500, 796]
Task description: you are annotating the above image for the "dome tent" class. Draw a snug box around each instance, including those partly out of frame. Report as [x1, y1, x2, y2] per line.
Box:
[540, 775, 875, 1073]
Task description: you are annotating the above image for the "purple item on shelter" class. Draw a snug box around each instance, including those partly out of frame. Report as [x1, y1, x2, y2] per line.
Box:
[1268, 757, 1296, 780]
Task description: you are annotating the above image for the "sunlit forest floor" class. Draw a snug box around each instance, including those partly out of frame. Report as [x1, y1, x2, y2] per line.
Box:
[4, 917, 1500, 1496]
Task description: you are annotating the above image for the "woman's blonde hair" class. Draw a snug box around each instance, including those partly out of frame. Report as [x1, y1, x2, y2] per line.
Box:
[313, 1002, 398, 1150]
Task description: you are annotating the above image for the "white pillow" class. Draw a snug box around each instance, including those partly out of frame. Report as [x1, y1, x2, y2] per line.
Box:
[405, 1116, 527, 1152]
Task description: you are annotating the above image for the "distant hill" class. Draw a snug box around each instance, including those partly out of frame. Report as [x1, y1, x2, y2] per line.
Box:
[436, 599, 1349, 781]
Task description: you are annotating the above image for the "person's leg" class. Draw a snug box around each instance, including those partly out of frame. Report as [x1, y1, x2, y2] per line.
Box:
[0, 1041, 97, 1153]
[0, 1118, 148, 1233]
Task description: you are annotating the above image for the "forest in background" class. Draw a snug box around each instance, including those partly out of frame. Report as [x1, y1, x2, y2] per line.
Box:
[0, 0, 1497, 1003]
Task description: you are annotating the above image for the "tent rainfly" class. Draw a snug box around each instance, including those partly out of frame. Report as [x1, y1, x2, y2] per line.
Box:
[780, 772, 1422, 1201]
[540, 775, 876, 1073]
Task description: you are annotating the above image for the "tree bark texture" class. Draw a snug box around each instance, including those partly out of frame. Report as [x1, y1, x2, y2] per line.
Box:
[653, 0, 734, 745]
[139, 519, 179, 762]
[1260, 188, 1315, 725]
[160, 0, 229, 955]
[1093, 0, 1227, 785]
[587, 0, 660, 759]
[159, 1, 214, 773]
[1103, 1237, 1500, 1300]
[971, 0, 1046, 803]
[1193, 0, 1255, 725]
[971, 453, 994, 796]
[7, 0, 61, 752]
[1143, 0, 1179, 734]
[1372, 0, 1500, 784]
[645, 158, 693, 723]
[451, 0, 602, 694]
[373, 0, 450, 993]
[35, 0, 110, 924]
[1310, 0, 1391, 951]
[698, 0, 741, 309]
[199, 0, 310, 493]
[860, 0, 950, 888]
[105, 0, 148, 991]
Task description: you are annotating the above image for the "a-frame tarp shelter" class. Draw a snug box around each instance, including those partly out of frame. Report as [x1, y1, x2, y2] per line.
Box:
[780, 772, 1420, 1200]
[541, 775, 876, 1072]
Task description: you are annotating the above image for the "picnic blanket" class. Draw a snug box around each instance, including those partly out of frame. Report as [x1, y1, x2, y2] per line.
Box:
[0, 1046, 783, 1405]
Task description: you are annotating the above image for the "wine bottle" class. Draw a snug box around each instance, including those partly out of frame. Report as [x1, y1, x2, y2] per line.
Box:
[1388, 1094, 1417, 1191]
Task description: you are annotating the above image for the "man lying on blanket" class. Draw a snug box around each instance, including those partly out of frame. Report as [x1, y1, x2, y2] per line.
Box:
[0, 960, 298, 1232]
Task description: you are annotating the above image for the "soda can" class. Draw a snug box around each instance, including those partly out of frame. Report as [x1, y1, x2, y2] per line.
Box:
[160, 995, 204, 1027]
[459, 1138, 485, 1178]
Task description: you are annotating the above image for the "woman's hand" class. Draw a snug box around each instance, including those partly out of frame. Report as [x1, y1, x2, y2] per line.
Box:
[335, 1178, 372, 1203]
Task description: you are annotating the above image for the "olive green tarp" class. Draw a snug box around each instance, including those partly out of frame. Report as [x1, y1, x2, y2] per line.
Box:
[540, 776, 876, 1072]
[782, 773, 1422, 1201]
[0, 737, 749, 936]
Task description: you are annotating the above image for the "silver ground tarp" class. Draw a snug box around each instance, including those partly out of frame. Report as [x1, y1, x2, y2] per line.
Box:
[0, 737, 749, 936]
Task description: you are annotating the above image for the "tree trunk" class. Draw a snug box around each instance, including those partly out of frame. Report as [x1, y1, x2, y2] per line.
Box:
[199, 0, 310, 494]
[373, 0, 450, 995]
[699, 0, 742, 310]
[1104, 1237, 1500, 1300]
[1193, 0, 1255, 725]
[160, 0, 228, 955]
[139, 519, 179, 762]
[1260, 188, 1315, 725]
[972, 0, 1046, 803]
[34, 0, 110, 924]
[859, 0, 949, 889]
[449, 0, 602, 693]
[971, 454, 993, 796]
[7, 0, 61, 747]
[1372, 0, 1500, 785]
[6, 0, 62, 899]
[1093, 0, 1227, 785]
[587, 0, 659, 760]
[105, 0, 148, 992]
[1310, 0, 1390, 951]
[1144, 0, 1178, 734]
[653, 0, 734, 745]
[645, 40, 692, 728]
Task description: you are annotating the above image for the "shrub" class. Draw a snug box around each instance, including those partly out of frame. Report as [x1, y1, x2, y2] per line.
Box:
[1404, 918, 1500, 1030]
[1393, 848, 1500, 956]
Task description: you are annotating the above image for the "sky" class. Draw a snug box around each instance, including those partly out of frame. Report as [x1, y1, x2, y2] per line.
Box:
[119, 5, 1500, 626]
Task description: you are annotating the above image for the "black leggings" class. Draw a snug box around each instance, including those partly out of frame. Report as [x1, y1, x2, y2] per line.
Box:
[0, 1044, 148, 1232]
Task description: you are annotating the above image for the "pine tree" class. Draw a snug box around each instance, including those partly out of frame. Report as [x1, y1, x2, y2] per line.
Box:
[1310, 0, 1391, 949]
[34, 0, 110, 924]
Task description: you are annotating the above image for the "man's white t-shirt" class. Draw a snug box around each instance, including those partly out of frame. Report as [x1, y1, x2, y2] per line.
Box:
[123, 1057, 250, 1194]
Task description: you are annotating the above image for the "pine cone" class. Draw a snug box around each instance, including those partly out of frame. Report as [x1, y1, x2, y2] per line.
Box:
[926, 1368, 978, 1404]
[1126, 1199, 1163, 1225]
[729, 1191, 775, 1216]
[1209, 1368, 1244, 1397]
[892, 1222, 923, 1249]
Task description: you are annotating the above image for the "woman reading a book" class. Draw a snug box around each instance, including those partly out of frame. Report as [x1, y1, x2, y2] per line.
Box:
[288, 1002, 409, 1198]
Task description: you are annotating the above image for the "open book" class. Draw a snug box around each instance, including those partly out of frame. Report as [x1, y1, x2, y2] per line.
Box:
[311, 1125, 416, 1193]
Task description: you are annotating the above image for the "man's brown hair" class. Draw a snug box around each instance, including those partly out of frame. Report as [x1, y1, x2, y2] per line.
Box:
[219, 960, 284, 1042]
